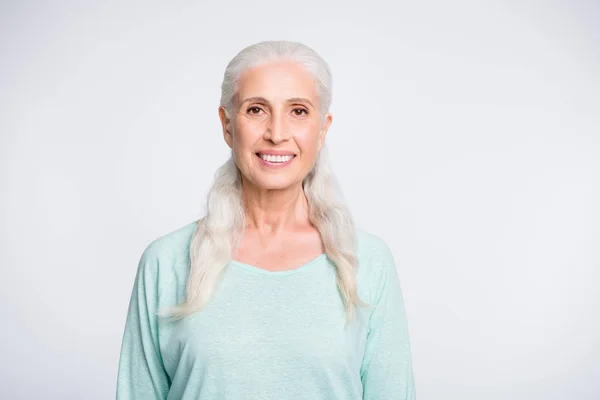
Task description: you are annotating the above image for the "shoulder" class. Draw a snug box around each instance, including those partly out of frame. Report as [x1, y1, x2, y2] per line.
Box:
[355, 227, 395, 268]
[137, 220, 198, 277]
[354, 227, 398, 302]
[356, 228, 392, 254]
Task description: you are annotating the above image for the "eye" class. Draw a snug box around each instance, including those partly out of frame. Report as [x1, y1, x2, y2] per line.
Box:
[247, 106, 264, 115]
[293, 108, 308, 116]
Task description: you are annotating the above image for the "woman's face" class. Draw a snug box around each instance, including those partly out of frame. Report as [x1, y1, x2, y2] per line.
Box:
[219, 60, 332, 192]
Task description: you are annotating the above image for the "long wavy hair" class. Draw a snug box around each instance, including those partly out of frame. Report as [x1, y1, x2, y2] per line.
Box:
[158, 40, 369, 324]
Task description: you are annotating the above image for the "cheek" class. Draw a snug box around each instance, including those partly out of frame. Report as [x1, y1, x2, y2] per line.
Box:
[234, 119, 263, 146]
[294, 126, 322, 152]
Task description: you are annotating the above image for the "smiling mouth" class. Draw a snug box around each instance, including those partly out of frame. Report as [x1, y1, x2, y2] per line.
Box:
[255, 153, 296, 165]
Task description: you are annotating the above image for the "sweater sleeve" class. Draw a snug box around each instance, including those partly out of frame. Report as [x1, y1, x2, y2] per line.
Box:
[360, 241, 416, 399]
[116, 245, 170, 399]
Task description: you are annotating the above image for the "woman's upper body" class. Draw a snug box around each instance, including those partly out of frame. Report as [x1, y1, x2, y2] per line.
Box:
[116, 40, 416, 399]
[116, 220, 415, 400]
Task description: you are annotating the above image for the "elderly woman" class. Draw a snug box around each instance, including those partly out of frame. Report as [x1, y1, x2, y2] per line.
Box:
[116, 40, 416, 399]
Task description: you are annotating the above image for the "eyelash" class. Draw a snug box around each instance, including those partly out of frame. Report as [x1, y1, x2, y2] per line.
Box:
[247, 106, 308, 116]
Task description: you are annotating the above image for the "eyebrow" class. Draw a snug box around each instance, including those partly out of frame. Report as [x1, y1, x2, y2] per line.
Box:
[240, 96, 314, 108]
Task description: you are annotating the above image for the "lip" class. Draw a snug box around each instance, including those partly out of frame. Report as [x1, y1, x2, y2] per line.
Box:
[255, 153, 296, 168]
[255, 150, 296, 156]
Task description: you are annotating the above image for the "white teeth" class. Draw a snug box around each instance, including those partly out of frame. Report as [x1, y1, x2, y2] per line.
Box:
[259, 154, 294, 163]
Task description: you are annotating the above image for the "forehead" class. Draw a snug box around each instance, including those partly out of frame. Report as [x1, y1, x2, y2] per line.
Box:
[236, 60, 318, 102]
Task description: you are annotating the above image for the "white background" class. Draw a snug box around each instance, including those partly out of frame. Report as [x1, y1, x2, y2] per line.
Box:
[1, 1, 599, 399]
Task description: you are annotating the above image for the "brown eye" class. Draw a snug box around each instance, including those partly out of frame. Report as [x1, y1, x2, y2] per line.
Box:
[293, 108, 308, 116]
[248, 106, 264, 115]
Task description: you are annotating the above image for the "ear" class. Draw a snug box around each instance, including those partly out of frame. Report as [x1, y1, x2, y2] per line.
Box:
[219, 106, 233, 149]
[318, 113, 332, 151]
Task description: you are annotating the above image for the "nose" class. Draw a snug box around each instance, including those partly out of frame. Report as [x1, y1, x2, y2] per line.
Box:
[263, 109, 290, 143]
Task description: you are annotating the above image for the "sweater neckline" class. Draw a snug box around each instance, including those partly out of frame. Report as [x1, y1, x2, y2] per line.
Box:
[229, 253, 328, 276]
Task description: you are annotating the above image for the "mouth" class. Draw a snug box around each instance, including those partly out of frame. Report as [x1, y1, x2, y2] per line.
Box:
[255, 152, 296, 167]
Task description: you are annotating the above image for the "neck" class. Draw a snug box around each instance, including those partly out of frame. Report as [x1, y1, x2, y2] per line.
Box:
[241, 179, 311, 235]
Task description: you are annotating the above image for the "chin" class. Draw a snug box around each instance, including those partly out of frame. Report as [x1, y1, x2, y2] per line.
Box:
[254, 176, 299, 190]
[259, 181, 295, 190]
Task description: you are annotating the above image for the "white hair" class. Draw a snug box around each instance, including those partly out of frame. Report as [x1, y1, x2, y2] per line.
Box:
[158, 40, 369, 324]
